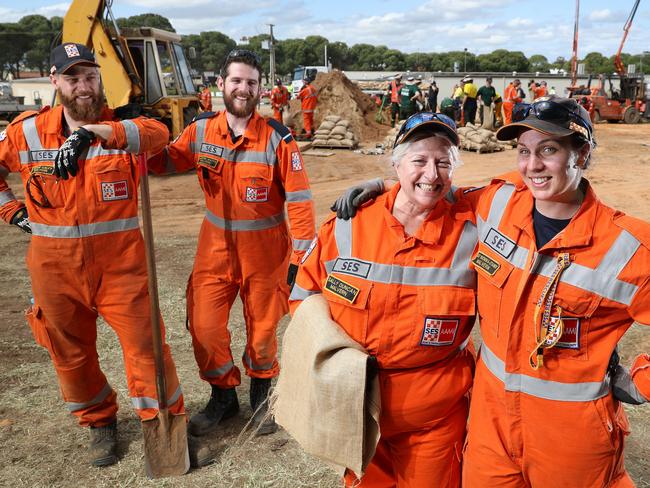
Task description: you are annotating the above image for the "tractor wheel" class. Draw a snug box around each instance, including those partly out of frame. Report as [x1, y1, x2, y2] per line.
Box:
[623, 106, 641, 124]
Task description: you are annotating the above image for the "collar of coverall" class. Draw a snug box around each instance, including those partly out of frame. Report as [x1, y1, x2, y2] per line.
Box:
[496, 172, 597, 249]
[383, 182, 462, 245]
[216, 110, 261, 143]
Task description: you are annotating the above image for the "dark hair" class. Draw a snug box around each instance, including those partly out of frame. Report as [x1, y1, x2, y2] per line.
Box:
[220, 49, 262, 82]
[569, 133, 593, 169]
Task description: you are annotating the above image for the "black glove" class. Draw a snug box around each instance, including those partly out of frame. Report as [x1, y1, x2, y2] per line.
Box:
[287, 263, 299, 289]
[330, 178, 384, 220]
[113, 103, 143, 120]
[612, 364, 647, 405]
[54, 127, 95, 180]
[10, 207, 31, 234]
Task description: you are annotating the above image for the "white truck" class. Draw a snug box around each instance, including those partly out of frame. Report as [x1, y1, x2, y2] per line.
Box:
[290, 65, 329, 98]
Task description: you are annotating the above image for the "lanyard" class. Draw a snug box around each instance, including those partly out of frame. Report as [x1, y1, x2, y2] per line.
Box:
[529, 252, 571, 370]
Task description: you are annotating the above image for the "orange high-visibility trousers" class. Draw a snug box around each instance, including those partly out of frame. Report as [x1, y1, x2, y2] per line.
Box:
[462, 359, 634, 488]
[25, 233, 184, 427]
[302, 111, 314, 136]
[187, 221, 290, 387]
[272, 108, 283, 124]
[503, 101, 515, 125]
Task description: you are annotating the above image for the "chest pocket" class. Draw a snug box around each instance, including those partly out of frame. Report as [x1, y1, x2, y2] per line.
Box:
[323, 273, 372, 346]
[93, 157, 134, 204]
[536, 283, 602, 362]
[471, 244, 515, 337]
[197, 157, 223, 197]
[410, 286, 476, 350]
[24, 166, 66, 209]
[237, 164, 273, 204]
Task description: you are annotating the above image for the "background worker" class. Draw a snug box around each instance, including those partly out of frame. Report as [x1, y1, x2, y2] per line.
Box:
[270, 78, 290, 124]
[297, 75, 318, 139]
[460, 75, 478, 126]
[388, 73, 402, 127]
[503, 78, 522, 124]
[199, 84, 212, 112]
[452, 82, 464, 122]
[534, 80, 548, 99]
[493, 91, 504, 127]
[155, 49, 316, 437]
[399, 76, 420, 120]
[0, 43, 191, 468]
[477, 76, 496, 126]
[427, 79, 439, 112]
[463, 96, 650, 487]
[293, 112, 476, 487]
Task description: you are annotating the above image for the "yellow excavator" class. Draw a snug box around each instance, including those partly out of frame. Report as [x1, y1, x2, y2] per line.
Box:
[62, 0, 200, 137]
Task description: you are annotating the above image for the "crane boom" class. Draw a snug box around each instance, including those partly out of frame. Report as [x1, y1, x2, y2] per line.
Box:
[614, 0, 641, 76]
[570, 0, 580, 87]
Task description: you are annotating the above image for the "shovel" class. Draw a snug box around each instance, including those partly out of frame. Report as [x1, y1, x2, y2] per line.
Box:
[137, 154, 190, 478]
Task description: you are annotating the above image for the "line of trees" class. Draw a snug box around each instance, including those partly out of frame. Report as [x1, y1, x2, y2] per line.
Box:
[1, 13, 647, 81]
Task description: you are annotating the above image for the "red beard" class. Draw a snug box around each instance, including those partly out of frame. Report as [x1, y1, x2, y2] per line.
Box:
[58, 88, 105, 122]
[223, 89, 259, 118]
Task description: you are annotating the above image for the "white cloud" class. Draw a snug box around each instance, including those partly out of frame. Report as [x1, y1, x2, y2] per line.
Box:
[589, 9, 612, 21]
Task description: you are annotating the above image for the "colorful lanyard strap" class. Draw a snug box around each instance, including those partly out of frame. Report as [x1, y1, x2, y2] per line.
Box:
[529, 252, 571, 370]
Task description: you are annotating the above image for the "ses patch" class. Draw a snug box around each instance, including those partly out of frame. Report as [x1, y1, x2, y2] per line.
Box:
[30, 150, 58, 162]
[200, 143, 224, 157]
[484, 228, 516, 259]
[332, 258, 371, 279]
[548, 316, 581, 349]
[420, 318, 459, 346]
[291, 151, 303, 171]
[472, 251, 501, 276]
[101, 180, 129, 201]
[245, 186, 269, 202]
[325, 275, 360, 304]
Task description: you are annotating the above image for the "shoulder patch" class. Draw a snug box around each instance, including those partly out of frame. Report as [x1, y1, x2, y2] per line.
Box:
[9, 109, 42, 126]
[613, 212, 650, 249]
[191, 111, 217, 123]
[267, 118, 293, 142]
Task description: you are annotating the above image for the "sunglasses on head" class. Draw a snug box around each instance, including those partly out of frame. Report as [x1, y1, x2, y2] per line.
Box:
[512, 100, 592, 140]
[225, 49, 261, 66]
[393, 112, 456, 148]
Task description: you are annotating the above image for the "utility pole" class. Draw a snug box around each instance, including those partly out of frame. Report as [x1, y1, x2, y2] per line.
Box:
[463, 48, 468, 72]
[268, 24, 276, 83]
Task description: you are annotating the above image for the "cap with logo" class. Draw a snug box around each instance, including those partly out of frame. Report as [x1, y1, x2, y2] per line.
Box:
[50, 43, 99, 75]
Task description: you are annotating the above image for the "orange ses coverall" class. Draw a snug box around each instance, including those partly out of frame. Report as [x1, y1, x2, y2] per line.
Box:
[158, 111, 315, 387]
[270, 85, 290, 124]
[503, 83, 523, 125]
[200, 87, 212, 111]
[0, 105, 183, 427]
[463, 172, 650, 488]
[290, 184, 477, 487]
[297, 82, 318, 136]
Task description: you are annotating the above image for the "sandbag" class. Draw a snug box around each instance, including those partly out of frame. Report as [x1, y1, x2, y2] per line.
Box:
[324, 115, 341, 123]
[330, 126, 347, 136]
[318, 121, 336, 131]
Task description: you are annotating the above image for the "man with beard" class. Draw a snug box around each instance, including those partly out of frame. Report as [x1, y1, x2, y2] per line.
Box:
[153, 49, 315, 436]
[0, 43, 204, 468]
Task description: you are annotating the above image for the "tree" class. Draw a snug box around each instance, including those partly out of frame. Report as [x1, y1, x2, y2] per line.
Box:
[181, 31, 236, 73]
[117, 13, 175, 32]
[529, 54, 550, 72]
[583, 52, 613, 75]
[476, 49, 530, 72]
[0, 23, 30, 79]
[18, 15, 54, 76]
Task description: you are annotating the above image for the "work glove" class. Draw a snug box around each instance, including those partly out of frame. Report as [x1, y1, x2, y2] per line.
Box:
[287, 263, 299, 289]
[54, 127, 95, 180]
[330, 178, 385, 220]
[10, 207, 31, 234]
[612, 364, 647, 405]
[113, 103, 143, 120]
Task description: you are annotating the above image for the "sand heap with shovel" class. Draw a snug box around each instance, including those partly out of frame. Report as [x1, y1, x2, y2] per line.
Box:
[288, 70, 389, 143]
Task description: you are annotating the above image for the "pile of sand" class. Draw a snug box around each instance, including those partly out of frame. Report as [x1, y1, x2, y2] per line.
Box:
[288, 70, 389, 142]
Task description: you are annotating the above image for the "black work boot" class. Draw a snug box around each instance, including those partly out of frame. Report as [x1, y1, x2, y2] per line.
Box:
[188, 385, 239, 437]
[89, 420, 118, 467]
[250, 378, 278, 436]
[187, 434, 214, 468]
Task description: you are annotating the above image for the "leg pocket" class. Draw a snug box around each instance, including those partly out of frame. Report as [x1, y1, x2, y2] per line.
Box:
[25, 304, 54, 352]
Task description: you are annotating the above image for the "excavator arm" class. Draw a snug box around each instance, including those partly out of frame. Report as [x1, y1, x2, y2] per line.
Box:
[614, 0, 641, 76]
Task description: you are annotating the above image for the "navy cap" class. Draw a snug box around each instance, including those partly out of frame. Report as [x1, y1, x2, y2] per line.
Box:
[50, 43, 99, 74]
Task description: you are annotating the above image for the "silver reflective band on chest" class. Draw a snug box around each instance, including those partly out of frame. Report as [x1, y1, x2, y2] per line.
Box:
[480, 342, 610, 402]
[30, 217, 140, 238]
[478, 184, 640, 305]
[327, 217, 477, 287]
[130, 385, 183, 410]
[20, 116, 58, 164]
[0, 189, 16, 205]
[205, 209, 284, 231]
[65, 382, 112, 412]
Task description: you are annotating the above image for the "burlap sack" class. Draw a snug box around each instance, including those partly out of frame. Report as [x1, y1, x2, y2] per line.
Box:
[327, 139, 342, 146]
[315, 129, 331, 136]
[324, 115, 341, 123]
[330, 126, 347, 136]
[272, 294, 381, 477]
[330, 134, 345, 140]
[318, 121, 336, 131]
[313, 138, 328, 146]
[341, 138, 355, 148]
[336, 119, 351, 129]
[480, 105, 495, 131]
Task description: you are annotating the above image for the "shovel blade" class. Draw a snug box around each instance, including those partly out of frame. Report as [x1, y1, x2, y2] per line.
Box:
[142, 410, 190, 478]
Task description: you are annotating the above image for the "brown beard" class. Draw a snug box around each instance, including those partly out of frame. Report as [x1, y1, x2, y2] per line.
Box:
[223, 89, 259, 118]
[58, 88, 105, 123]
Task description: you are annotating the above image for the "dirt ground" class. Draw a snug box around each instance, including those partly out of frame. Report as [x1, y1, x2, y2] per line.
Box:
[1, 119, 649, 487]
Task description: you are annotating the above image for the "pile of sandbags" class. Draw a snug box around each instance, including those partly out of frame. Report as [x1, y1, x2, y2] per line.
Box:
[312, 115, 359, 149]
[458, 123, 514, 153]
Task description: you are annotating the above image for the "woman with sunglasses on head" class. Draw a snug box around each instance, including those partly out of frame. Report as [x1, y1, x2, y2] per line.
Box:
[290, 112, 478, 487]
[334, 96, 650, 487]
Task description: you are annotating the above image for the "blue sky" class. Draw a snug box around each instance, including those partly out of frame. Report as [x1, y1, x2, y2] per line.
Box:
[2, 0, 649, 60]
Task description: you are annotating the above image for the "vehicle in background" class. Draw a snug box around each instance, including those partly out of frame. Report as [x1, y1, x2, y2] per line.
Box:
[290, 66, 329, 98]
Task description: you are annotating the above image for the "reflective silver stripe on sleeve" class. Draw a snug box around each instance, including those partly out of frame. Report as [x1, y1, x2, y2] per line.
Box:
[266, 129, 282, 166]
[85, 146, 128, 158]
[334, 217, 352, 257]
[121, 120, 140, 153]
[19, 151, 30, 164]
[194, 119, 207, 153]
[203, 361, 235, 378]
[131, 385, 183, 410]
[289, 284, 320, 301]
[22, 116, 44, 150]
[480, 342, 610, 402]
[293, 238, 314, 251]
[0, 189, 17, 205]
[205, 210, 284, 231]
[243, 352, 275, 371]
[286, 189, 313, 202]
[65, 383, 113, 412]
[31, 216, 140, 238]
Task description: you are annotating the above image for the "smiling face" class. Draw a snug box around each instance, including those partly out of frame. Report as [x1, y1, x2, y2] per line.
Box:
[394, 135, 454, 212]
[516, 129, 587, 206]
[50, 64, 104, 123]
[218, 62, 261, 118]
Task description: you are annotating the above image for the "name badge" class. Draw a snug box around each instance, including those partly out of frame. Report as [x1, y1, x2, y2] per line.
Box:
[325, 275, 360, 304]
[200, 143, 224, 156]
[484, 228, 516, 258]
[332, 258, 371, 279]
